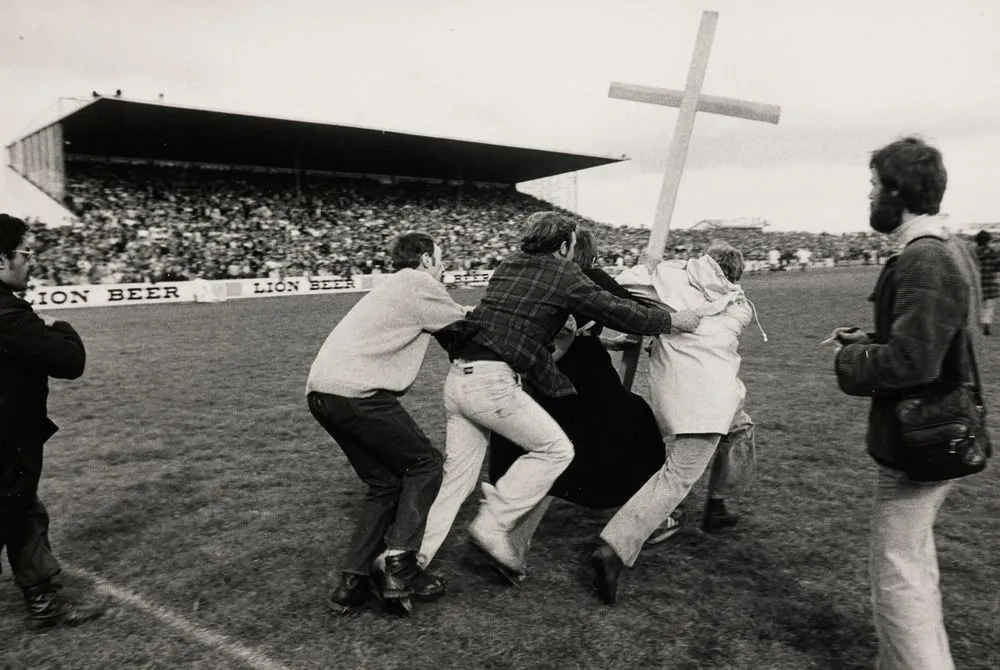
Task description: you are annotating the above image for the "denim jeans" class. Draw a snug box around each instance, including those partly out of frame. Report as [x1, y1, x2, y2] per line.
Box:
[870, 465, 954, 670]
[601, 433, 723, 567]
[419, 360, 572, 567]
[307, 390, 443, 575]
[0, 496, 61, 589]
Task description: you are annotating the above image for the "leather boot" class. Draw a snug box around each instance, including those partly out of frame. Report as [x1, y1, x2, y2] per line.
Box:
[703, 498, 740, 533]
[382, 551, 447, 602]
[327, 573, 376, 614]
[591, 544, 624, 605]
[22, 581, 104, 632]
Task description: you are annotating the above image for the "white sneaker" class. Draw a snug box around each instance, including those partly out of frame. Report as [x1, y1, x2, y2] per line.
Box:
[644, 508, 687, 547]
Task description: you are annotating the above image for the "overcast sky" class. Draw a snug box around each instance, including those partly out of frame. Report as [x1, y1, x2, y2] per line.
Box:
[2, 0, 998, 232]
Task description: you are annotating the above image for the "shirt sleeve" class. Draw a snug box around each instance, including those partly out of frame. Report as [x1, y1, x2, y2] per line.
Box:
[836, 244, 966, 397]
[561, 264, 672, 335]
[0, 305, 86, 379]
[412, 276, 470, 333]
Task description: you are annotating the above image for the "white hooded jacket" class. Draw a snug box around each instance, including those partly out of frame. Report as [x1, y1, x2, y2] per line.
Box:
[616, 256, 754, 435]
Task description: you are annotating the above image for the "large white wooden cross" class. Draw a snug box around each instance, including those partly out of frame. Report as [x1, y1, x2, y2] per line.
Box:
[609, 10, 781, 390]
[609, 10, 782, 260]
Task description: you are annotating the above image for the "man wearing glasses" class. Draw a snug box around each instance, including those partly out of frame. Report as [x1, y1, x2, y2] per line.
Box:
[0, 213, 102, 631]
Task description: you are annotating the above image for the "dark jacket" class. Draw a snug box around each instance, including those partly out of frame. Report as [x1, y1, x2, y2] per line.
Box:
[835, 236, 978, 469]
[0, 284, 86, 504]
[489, 267, 665, 508]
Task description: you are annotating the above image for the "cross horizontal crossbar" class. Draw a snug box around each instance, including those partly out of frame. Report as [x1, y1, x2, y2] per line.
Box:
[608, 82, 781, 125]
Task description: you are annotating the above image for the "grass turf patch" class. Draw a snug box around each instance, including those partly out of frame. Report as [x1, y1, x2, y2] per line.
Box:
[2, 268, 998, 669]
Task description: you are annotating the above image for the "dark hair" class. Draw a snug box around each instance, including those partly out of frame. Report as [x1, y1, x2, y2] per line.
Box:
[869, 137, 947, 215]
[520, 211, 576, 254]
[0, 214, 28, 261]
[975, 230, 992, 246]
[572, 229, 598, 269]
[390, 231, 436, 270]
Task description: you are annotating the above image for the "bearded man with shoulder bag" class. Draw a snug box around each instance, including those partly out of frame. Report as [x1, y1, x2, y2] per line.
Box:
[830, 138, 990, 670]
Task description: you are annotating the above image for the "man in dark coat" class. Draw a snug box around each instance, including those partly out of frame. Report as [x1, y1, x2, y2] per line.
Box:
[829, 139, 977, 669]
[0, 213, 101, 631]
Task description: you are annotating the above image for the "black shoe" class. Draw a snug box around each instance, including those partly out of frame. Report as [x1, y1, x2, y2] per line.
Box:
[467, 537, 527, 588]
[22, 582, 104, 632]
[407, 569, 448, 602]
[703, 499, 740, 533]
[590, 544, 624, 605]
[327, 573, 377, 615]
[383, 552, 447, 602]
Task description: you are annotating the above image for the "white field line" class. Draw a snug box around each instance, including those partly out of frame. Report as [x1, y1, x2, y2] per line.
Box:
[66, 565, 291, 670]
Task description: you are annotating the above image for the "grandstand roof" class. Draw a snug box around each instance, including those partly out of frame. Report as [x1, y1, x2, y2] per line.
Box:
[15, 97, 623, 185]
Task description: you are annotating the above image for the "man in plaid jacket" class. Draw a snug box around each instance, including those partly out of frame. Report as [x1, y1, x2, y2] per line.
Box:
[974, 230, 1000, 334]
[424, 211, 701, 582]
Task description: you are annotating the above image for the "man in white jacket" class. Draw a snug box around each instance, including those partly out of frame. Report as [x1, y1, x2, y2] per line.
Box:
[590, 241, 762, 604]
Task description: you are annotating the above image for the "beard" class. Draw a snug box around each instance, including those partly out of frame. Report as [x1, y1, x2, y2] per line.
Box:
[869, 192, 905, 234]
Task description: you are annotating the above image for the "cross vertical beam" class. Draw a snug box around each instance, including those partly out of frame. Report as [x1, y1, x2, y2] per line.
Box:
[608, 10, 781, 390]
[645, 10, 717, 259]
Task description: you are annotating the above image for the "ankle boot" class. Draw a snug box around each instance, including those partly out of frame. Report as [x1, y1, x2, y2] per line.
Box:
[327, 573, 376, 614]
[383, 552, 447, 601]
[703, 498, 740, 533]
[22, 581, 103, 632]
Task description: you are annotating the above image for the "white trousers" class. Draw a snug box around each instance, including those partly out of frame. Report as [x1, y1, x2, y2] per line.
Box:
[870, 465, 954, 670]
[418, 360, 571, 568]
[600, 433, 723, 567]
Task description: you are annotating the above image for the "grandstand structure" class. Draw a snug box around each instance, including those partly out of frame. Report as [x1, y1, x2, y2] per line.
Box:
[689, 217, 769, 232]
[5, 96, 621, 216]
[4, 96, 908, 297]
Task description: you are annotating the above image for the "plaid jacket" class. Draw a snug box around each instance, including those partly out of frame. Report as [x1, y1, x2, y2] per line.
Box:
[455, 252, 673, 397]
[976, 243, 1000, 299]
[835, 236, 978, 469]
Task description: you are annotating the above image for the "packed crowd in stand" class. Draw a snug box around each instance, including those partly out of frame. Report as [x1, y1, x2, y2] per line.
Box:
[25, 161, 895, 286]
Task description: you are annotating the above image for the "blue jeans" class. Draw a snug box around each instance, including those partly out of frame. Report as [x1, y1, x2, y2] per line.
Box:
[308, 391, 443, 575]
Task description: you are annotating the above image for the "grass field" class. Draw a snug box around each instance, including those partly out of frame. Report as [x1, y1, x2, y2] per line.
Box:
[2, 266, 999, 670]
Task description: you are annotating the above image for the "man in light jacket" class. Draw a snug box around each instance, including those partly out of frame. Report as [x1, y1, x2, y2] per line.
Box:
[590, 241, 763, 604]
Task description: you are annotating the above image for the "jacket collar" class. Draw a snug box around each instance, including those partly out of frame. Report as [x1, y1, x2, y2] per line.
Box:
[889, 214, 947, 252]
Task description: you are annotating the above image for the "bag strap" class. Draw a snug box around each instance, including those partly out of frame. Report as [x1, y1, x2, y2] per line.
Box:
[962, 328, 986, 407]
[942, 238, 986, 406]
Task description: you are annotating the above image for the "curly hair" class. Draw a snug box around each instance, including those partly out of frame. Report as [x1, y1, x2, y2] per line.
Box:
[869, 137, 947, 215]
[520, 211, 576, 255]
[0, 213, 28, 260]
[706, 240, 744, 283]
